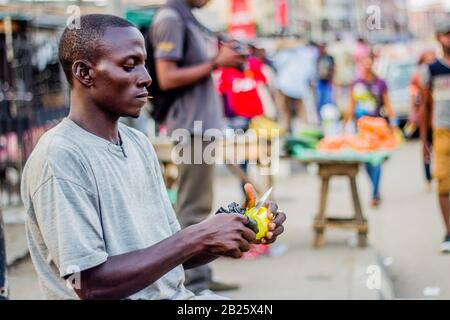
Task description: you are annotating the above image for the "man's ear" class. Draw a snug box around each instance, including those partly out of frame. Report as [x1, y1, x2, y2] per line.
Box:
[72, 60, 95, 87]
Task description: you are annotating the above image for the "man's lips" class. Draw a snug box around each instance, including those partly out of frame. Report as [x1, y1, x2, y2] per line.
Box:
[136, 92, 149, 99]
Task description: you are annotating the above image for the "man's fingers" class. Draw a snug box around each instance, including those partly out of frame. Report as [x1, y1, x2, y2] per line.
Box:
[239, 239, 251, 253]
[264, 201, 278, 216]
[244, 183, 257, 208]
[229, 249, 243, 259]
[271, 225, 285, 238]
[242, 225, 257, 243]
[273, 211, 286, 226]
[231, 213, 250, 224]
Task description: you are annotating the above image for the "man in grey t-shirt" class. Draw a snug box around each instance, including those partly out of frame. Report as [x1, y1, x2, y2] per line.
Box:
[21, 14, 286, 300]
[151, 0, 248, 293]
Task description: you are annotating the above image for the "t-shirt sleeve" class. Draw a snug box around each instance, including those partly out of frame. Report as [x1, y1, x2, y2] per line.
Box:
[151, 10, 185, 62]
[32, 177, 107, 278]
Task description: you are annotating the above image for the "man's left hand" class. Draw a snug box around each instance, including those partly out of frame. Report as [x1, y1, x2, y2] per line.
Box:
[244, 184, 286, 245]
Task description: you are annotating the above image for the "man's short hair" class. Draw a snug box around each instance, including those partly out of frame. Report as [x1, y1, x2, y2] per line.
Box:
[58, 14, 135, 86]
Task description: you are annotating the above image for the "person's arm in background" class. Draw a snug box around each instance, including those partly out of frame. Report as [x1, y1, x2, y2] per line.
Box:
[420, 84, 433, 160]
[151, 10, 246, 91]
[418, 64, 433, 159]
[156, 44, 246, 91]
[345, 83, 356, 123]
[382, 91, 397, 126]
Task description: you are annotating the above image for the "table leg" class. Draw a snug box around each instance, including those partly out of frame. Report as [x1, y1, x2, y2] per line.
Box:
[349, 175, 368, 247]
[314, 176, 330, 248]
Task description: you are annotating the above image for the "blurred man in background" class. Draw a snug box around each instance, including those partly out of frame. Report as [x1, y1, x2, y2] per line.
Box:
[316, 43, 336, 122]
[420, 22, 450, 253]
[151, 0, 247, 293]
[408, 50, 436, 190]
[274, 40, 318, 133]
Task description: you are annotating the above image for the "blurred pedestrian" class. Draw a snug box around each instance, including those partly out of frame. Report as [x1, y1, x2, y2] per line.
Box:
[353, 38, 370, 78]
[316, 43, 336, 121]
[346, 54, 397, 208]
[216, 41, 265, 191]
[408, 50, 436, 190]
[151, 0, 247, 293]
[273, 40, 318, 133]
[420, 22, 450, 253]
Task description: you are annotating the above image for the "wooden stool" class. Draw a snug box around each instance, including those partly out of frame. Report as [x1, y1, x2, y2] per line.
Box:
[313, 162, 368, 248]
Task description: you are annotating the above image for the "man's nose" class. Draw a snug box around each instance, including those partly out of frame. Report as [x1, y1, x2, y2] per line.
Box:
[138, 66, 152, 87]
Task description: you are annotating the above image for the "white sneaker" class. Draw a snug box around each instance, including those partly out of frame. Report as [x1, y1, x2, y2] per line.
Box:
[440, 239, 450, 254]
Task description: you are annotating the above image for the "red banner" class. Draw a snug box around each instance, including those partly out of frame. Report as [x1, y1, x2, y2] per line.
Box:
[228, 0, 256, 40]
[275, 0, 288, 29]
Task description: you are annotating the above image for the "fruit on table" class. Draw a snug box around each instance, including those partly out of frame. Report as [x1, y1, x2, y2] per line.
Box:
[317, 117, 399, 153]
[249, 116, 285, 140]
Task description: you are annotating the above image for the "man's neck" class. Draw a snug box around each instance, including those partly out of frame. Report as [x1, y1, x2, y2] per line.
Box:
[68, 92, 120, 144]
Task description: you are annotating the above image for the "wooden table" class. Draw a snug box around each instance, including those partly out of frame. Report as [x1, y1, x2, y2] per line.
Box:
[306, 161, 368, 248]
[292, 148, 390, 248]
[150, 135, 275, 197]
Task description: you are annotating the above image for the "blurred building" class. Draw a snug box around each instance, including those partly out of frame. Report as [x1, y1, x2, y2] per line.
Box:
[409, 1, 450, 39]
[193, 0, 410, 43]
[302, 0, 410, 43]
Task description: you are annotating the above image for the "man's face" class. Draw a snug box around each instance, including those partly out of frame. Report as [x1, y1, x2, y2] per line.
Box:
[438, 32, 450, 54]
[90, 27, 152, 119]
[187, 0, 210, 9]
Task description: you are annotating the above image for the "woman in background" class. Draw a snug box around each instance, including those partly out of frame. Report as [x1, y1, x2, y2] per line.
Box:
[347, 54, 397, 208]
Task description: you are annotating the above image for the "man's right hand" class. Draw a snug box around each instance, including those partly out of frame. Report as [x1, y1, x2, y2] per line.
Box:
[213, 44, 247, 70]
[191, 214, 256, 259]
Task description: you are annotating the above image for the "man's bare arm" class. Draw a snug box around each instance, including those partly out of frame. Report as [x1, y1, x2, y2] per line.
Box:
[183, 253, 218, 270]
[420, 86, 432, 146]
[156, 60, 214, 90]
[156, 44, 246, 91]
[73, 214, 253, 300]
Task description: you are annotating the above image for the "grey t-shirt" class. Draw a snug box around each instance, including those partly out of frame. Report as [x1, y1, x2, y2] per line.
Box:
[421, 59, 450, 129]
[21, 118, 195, 300]
[151, 3, 224, 135]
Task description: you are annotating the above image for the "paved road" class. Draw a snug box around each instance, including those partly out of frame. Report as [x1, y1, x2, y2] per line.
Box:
[212, 141, 450, 300]
[368, 141, 450, 299]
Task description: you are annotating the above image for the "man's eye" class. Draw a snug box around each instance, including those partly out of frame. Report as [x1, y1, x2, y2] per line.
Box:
[123, 65, 135, 72]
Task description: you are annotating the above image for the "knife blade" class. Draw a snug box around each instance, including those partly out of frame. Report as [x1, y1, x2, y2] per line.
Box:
[253, 187, 273, 211]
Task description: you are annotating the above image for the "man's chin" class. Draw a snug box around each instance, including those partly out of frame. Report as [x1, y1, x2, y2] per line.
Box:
[122, 112, 141, 119]
[123, 105, 144, 119]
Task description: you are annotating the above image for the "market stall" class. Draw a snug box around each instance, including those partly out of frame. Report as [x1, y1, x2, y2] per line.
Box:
[286, 116, 401, 248]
